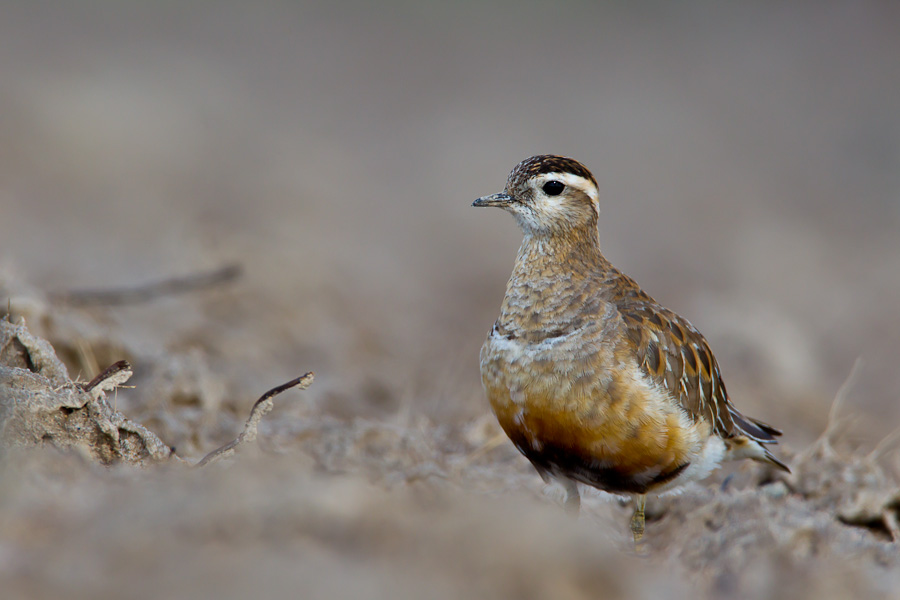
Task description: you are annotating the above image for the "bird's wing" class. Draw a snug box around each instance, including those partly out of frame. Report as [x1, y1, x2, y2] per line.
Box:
[611, 275, 782, 445]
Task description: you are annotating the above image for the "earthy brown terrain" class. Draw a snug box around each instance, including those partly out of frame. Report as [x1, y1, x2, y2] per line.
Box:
[1, 3, 899, 599]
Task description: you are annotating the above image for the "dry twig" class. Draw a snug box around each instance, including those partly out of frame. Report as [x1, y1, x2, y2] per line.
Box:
[50, 263, 242, 306]
[820, 358, 863, 448]
[196, 372, 315, 467]
[80, 360, 133, 394]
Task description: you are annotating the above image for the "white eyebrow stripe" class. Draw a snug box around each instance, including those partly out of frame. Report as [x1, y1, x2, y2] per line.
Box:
[537, 172, 599, 204]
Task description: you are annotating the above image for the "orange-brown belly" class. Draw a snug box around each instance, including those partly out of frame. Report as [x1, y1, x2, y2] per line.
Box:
[485, 371, 703, 495]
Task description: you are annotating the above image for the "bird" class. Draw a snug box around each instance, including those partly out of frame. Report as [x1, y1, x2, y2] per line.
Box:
[473, 154, 789, 546]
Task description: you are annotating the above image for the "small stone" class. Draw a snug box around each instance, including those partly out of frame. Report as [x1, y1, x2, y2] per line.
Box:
[762, 481, 789, 499]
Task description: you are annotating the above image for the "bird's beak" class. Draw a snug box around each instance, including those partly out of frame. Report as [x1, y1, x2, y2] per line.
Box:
[472, 192, 514, 208]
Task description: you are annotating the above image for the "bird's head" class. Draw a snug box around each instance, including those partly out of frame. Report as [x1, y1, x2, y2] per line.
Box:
[473, 155, 600, 236]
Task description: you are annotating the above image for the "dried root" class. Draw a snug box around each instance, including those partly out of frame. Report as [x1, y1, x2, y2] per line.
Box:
[197, 372, 314, 467]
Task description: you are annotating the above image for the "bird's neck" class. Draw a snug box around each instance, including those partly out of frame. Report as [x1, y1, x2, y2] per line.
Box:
[516, 227, 608, 276]
[496, 226, 614, 336]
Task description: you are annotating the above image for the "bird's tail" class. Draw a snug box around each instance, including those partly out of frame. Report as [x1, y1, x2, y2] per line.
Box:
[727, 408, 791, 473]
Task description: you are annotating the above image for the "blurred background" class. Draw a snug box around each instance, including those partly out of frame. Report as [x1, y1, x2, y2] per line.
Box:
[1, 2, 899, 596]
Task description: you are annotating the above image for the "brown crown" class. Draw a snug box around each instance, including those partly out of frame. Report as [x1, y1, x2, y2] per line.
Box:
[507, 155, 598, 191]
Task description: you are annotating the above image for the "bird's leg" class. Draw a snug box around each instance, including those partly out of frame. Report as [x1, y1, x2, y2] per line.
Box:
[630, 494, 646, 545]
[562, 478, 581, 516]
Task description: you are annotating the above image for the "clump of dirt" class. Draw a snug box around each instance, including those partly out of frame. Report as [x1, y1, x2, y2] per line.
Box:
[0, 318, 171, 464]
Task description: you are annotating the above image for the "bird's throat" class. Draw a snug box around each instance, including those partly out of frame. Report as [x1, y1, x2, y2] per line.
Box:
[514, 228, 607, 282]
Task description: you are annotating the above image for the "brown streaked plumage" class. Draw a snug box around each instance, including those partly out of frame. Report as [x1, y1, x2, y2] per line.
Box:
[474, 155, 789, 546]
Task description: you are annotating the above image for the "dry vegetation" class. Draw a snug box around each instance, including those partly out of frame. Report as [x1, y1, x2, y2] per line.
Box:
[2, 3, 900, 599]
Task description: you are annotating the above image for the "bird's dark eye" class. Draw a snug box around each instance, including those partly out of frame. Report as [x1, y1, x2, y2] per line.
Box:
[542, 180, 565, 196]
